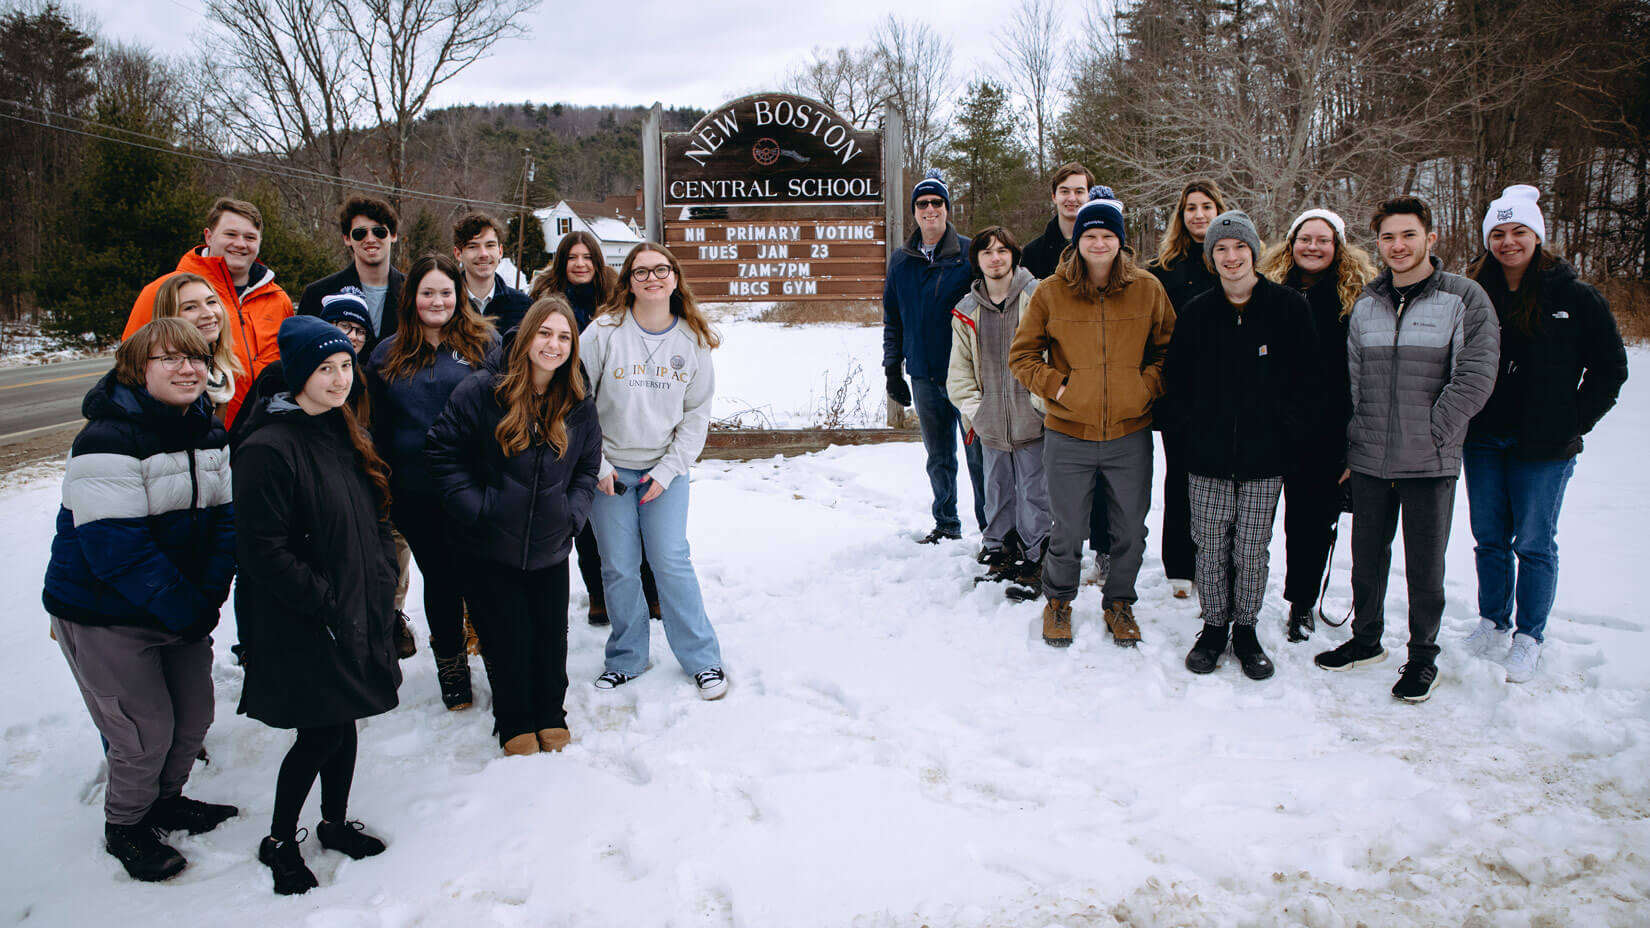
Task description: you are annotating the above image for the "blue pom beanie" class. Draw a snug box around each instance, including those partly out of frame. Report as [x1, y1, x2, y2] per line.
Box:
[278, 314, 356, 396]
[319, 287, 373, 334]
[911, 168, 950, 211]
[1072, 186, 1125, 248]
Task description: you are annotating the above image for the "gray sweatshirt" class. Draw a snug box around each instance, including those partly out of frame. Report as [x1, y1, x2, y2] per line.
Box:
[579, 311, 716, 490]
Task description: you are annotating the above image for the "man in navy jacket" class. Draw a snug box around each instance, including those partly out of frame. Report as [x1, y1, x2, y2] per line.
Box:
[453, 211, 533, 334]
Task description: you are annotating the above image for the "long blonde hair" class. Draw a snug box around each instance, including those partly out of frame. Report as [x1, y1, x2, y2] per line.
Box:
[597, 242, 721, 349]
[1258, 218, 1378, 319]
[493, 297, 586, 457]
[1153, 179, 1228, 270]
[151, 273, 243, 378]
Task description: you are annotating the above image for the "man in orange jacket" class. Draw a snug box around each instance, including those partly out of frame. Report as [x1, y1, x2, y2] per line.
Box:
[124, 197, 295, 426]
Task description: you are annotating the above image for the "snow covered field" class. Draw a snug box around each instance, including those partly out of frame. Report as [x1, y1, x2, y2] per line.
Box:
[1, 322, 1645, 927]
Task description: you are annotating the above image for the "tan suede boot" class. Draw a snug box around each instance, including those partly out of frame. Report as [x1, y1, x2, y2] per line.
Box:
[1042, 598, 1072, 648]
[537, 728, 571, 753]
[503, 733, 540, 756]
[1104, 601, 1142, 647]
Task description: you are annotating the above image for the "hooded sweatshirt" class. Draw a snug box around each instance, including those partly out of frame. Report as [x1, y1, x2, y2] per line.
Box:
[947, 267, 1045, 451]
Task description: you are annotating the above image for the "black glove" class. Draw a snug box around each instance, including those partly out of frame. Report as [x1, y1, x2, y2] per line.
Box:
[885, 362, 911, 407]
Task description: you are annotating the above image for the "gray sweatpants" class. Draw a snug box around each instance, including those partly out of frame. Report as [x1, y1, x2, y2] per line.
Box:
[981, 438, 1051, 554]
[51, 617, 215, 825]
[1348, 473, 1457, 665]
[1042, 428, 1153, 605]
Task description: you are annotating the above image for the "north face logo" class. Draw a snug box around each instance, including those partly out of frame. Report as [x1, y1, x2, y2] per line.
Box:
[1496, 208, 1514, 222]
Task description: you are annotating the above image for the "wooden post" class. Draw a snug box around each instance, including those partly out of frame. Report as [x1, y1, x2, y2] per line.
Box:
[643, 103, 663, 243]
[883, 104, 905, 266]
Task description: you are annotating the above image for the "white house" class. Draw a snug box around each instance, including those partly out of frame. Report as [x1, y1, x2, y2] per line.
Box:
[534, 193, 646, 270]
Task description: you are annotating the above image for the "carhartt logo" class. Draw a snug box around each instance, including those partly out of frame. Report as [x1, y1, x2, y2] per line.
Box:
[1258, 345, 1268, 356]
[1496, 208, 1514, 222]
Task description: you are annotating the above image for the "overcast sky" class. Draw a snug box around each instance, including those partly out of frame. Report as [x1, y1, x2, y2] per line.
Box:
[84, 0, 1097, 111]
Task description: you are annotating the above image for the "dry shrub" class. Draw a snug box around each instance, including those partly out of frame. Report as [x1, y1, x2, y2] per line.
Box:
[755, 300, 882, 326]
[1600, 279, 1650, 345]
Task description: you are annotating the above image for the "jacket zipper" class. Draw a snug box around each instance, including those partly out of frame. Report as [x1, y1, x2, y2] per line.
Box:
[1385, 292, 1408, 467]
[522, 443, 545, 569]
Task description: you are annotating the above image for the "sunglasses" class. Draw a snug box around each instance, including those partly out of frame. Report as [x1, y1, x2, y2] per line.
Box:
[914, 198, 946, 211]
[349, 226, 391, 241]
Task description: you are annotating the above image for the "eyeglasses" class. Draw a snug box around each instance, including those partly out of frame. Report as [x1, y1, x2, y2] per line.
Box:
[349, 225, 391, 241]
[148, 354, 213, 372]
[630, 265, 673, 282]
[914, 198, 946, 211]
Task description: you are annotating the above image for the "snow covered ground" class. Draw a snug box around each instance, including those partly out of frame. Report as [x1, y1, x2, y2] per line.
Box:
[1, 323, 1645, 927]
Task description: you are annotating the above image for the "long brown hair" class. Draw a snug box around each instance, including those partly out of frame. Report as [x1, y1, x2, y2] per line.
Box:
[596, 242, 721, 349]
[1154, 179, 1228, 270]
[151, 273, 243, 377]
[1468, 245, 1557, 338]
[342, 403, 392, 517]
[1056, 242, 1146, 301]
[1258, 219, 1379, 320]
[493, 297, 586, 457]
[377, 253, 496, 381]
[530, 230, 617, 303]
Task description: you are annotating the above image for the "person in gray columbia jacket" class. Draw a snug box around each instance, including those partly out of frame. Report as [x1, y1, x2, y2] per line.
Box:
[1315, 195, 1499, 704]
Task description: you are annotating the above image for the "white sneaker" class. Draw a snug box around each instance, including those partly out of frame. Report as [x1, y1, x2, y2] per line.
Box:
[1502, 634, 1541, 683]
[1463, 618, 1513, 658]
[695, 668, 728, 700]
[1169, 579, 1194, 600]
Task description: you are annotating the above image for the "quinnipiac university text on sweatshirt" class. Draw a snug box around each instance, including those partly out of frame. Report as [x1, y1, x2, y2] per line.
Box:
[579, 311, 715, 491]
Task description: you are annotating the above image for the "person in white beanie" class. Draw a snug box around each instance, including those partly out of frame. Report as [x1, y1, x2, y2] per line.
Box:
[1460, 185, 1629, 683]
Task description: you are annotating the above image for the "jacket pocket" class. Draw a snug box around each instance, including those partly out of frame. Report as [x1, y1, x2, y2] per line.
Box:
[1047, 367, 1103, 426]
[1111, 366, 1152, 424]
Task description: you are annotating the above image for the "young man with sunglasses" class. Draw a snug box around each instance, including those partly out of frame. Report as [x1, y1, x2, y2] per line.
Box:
[297, 195, 404, 349]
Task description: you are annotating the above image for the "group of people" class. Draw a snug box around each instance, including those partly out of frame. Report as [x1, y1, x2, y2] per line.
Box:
[45, 196, 726, 893]
[885, 167, 1628, 699]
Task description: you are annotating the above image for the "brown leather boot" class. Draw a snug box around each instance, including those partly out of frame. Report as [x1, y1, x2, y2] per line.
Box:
[503, 733, 539, 756]
[462, 614, 482, 656]
[1104, 601, 1142, 647]
[537, 728, 572, 752]
[1042, 598, 1072, 648]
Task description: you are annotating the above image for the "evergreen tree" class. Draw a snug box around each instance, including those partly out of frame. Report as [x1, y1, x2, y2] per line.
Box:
[936, 80, 1039, 233]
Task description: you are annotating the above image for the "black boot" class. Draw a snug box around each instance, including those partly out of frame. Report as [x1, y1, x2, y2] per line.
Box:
[144, 794, 238, 835]
[1232, 624, 1275, 680]
[258, 834, 318, 895]
[1184, 622, 1228, 674]
[433, 651, 472, 710]
[317, 819, 387, 859]
[394, 610, 417, 659]
[105, 822, 186, 882]
[1287, 603, 1314, 643]
[973, 546, 1019, 584]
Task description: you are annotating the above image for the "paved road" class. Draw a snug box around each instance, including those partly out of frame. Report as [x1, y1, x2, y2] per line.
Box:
[0, 356, 110, 446]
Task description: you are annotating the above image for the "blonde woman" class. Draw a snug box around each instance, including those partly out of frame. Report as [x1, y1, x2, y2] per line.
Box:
[151, 273, 242, 420]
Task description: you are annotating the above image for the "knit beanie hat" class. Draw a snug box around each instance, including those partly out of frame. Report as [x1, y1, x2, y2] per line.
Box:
[1204, 210, 1262, 263]
[911, 168, 950, 211]
[1286, 208, 1347, 244]
[278, 314, 356, 397]
[1482, 184, 1546, 247]
[319, 287, 373, 334]
[1072, 186, 1125, 249]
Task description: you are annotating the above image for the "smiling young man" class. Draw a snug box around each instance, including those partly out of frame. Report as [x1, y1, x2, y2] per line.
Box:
[1314, 196, 1499, 704]
[1021, 163, 1093, 279]
[298, 195, 404, 348]
[124, 198, 295, 426]
[883, 168, 985, 544]
[452, 211, 531, 333]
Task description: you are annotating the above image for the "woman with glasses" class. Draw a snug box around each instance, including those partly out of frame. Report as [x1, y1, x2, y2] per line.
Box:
[580, 243, 728, 700]
[44, 318, 238, 882]
[150, 273, 242, 421]
[368, 254, 498, 710]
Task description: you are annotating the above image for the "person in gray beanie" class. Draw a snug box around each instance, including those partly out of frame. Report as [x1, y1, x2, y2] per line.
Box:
[1203, 210, 1262, 266]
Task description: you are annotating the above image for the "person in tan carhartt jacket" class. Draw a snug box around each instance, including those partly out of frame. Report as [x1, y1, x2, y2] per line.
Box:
[1009, 186, 1175, 649]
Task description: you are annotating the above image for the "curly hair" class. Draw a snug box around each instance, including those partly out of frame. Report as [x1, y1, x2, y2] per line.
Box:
[1258, 217, 1379, 319]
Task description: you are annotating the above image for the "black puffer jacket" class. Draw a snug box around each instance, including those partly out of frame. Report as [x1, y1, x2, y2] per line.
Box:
[425, 370, 602, 570]
[233, 396, 402, 729]
[1288, 271, 1353, 468]
[1161, 277, 1320, 479]
[1468, 258, 1629, 460]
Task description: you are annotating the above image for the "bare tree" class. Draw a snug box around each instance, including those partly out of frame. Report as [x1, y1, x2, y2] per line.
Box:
[784, 45, 887, 129]
[329, 0, 542, 204]
[996, 0, 1062, 176]
[872, 15, 955, 173]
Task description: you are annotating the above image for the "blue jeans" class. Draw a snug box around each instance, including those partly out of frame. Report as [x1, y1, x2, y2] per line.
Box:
[590, 467, 722, 677]
[1464, 436, 1575, 642]
[910, 375, 985, 534]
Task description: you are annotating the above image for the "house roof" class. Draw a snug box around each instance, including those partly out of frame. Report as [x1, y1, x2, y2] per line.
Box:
[563, 195, 641, 226]
[589, 217, 642, 243]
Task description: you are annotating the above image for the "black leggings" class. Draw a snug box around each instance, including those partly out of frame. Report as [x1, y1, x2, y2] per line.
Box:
[271, 722, 357, 841]
[392, 494, 468, 657]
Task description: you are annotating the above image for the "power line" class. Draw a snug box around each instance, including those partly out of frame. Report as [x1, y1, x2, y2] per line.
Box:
[0, 100, 531, 214]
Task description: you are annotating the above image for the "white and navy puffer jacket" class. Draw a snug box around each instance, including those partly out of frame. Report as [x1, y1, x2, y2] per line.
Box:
[1346, 257, 1500, 479]
[43, 373, 235, 638]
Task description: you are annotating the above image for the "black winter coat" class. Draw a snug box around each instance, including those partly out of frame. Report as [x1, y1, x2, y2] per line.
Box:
[1021, 216, 1068, 280]
[425, 371, 602, 570]
[1150, 251, 1217, 313]
[1287, 271, 1353, 469]
[233, 397, 402, 729]
[298, 263, 404, 349]
[1162, 277, 1320, 479]
[1468, 258, 1629, 460]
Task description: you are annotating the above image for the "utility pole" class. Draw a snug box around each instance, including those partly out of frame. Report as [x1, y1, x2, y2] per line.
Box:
[516, 147, 533, 288]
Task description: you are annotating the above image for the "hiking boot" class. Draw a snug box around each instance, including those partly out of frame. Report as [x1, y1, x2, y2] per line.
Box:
[394, 611, 417, 659]
[594, 670, 637, 690]
[588, 602, 609, 627]
[1103, 601, 1142, 647]
[1286, 603, 1314, 643]
[1392, 662, 1439, 703]
[105, 822, 186, 882]
[143, 794, 238, 835]
[918, 527, 962, 544]
[1041, 598, 1072, 647]
[1231, 624, 1275, 680]
[1464, 618, 1512, 658]
[1314, 638, 1387, 671]
[433, 652, 473, 710]
[1005, 556, 1043, 602]
[974, 547, 1019, 584]
[258, 834, 318, 895]
[648, 599, 662, 621]
[695, 667, 729, 700]
[537, 728, 572, 752]
[1184, 622, 1228, 674]
[316, 819, 386, 859]
[1502, 633, 1542, 683]
[462, 616, 482, 656]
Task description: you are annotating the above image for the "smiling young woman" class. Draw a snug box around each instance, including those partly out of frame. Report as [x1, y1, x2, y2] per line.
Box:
[151, 273, 243, 419]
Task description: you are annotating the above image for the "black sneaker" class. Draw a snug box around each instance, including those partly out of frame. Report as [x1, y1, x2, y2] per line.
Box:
[1314, 638, 1387, 671]
[1286, 603, 1314, 642]
[258, 833, 318, 895]
[1231, 623, 1275, 680]
[594, 670, 637, 690]
[1392, 662, 1438, 703]
[1184, 623, 1229, 674]
[918, 527, 962, 544]
[105, 822, 186, 882]
[144, 794, 238, 835]
[694, 668, 729, 700]
[317, 819, 386, 859]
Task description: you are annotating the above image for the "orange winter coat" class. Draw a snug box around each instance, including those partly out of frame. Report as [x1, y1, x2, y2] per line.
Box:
[124, 247, 294, 425]
[1009, 264, 1176, 442]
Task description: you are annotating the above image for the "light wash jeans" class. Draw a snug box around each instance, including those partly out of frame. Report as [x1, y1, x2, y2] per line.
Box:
[1464, 436, 1576, 643]
[590, 466, 722, 677]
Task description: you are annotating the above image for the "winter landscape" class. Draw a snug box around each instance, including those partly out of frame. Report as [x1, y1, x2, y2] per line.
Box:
[0, 317, 1645, 927]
